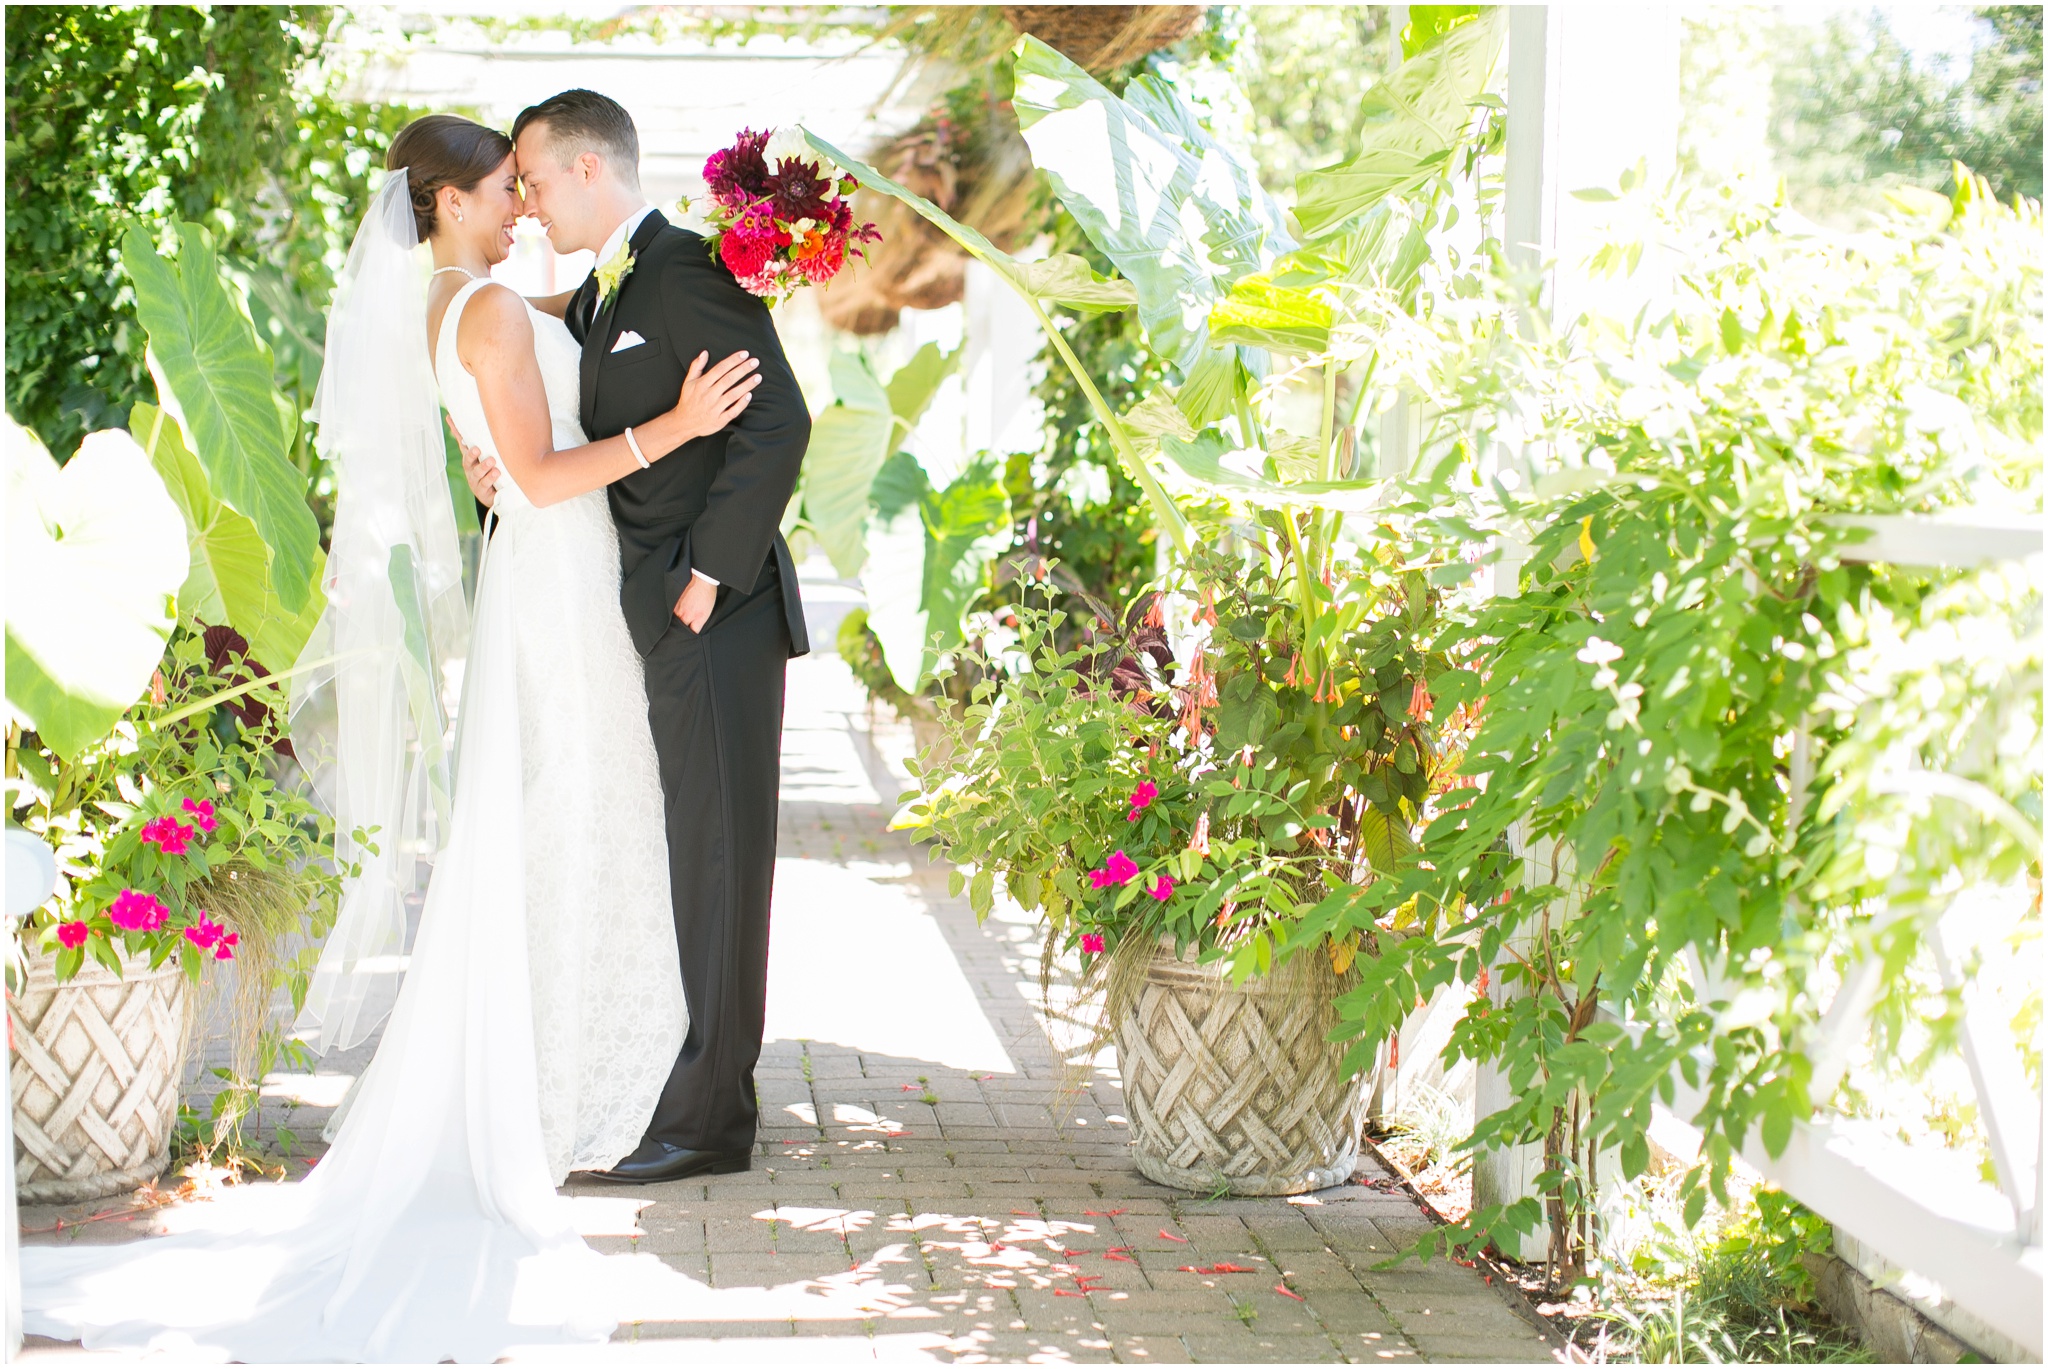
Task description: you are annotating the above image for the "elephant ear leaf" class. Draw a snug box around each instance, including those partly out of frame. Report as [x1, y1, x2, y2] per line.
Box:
[1291, 9, 1505, 239]
[1208, 275, 1334, 356]
[5, 421, 189, 760]
[133, 402, 325, 671]
[801, 351, 896, 578]
[122, 222, 320, 614]
[884, 340, 963, 428]
[1010, 35, 1292, 375]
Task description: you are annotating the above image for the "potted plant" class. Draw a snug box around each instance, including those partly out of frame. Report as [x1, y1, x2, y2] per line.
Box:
[804, 15, 1504, 1193]
[8, 219, 343, 1198]
[906, 536, 1466, 1194]
[8, 624, 342, 1201]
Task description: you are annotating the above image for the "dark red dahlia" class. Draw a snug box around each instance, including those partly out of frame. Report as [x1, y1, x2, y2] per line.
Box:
[704, 128, 773, 208]
[764, 157, 833, 223]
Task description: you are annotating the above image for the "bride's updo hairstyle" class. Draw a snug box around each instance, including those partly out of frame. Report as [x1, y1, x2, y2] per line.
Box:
[386, 114, 514, 242]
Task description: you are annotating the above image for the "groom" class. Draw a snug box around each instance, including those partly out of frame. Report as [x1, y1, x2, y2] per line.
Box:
[514, 89, 810, 1182]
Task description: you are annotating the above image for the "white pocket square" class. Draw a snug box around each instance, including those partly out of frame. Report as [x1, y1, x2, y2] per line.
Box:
[610, 330, 646, 353]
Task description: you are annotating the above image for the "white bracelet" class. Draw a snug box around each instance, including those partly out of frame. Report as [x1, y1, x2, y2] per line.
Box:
[624, 426, 650, 469]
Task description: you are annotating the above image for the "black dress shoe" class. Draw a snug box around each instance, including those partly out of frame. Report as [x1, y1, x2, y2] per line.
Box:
[583, 1140, 751, 1185]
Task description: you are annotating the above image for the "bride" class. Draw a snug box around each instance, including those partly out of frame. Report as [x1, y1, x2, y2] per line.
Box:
[19, 114, 755, 1360]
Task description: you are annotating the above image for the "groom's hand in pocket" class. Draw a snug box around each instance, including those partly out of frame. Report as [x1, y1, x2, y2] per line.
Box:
[674, 572, 718, 633]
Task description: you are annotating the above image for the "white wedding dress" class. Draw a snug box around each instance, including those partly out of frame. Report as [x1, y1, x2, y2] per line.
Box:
[18, 273, 687, 1360]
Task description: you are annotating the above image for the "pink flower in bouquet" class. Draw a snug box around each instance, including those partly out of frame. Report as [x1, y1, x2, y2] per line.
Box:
[184, 917, 227, 951]
[1127, 780, 1159, 820]
[182, 797, 219, 833]
[719, 200, 786, 280]
[1148, 875, 1175, 902]
[215, 931, 239, 962]
[1081, 932, 1106, 956]
[140, 815, 195, 856]
[109, 890, 167, 932]
[57, 921, 91, 949]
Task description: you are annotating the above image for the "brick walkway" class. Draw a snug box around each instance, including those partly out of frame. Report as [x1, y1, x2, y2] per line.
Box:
[20, 582, 1556, 1364]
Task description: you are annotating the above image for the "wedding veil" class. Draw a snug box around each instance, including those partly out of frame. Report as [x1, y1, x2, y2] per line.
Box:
[290, 172, 470, 1053]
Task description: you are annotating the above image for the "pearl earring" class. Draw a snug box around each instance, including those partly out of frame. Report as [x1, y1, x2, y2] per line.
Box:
[456, 211, 464, 223]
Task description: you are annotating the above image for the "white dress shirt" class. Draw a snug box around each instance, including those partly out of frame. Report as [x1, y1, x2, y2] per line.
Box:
[596, 204, 720, 592]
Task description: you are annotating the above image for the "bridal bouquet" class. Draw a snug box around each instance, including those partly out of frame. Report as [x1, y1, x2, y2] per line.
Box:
[694, 127, 878, 303]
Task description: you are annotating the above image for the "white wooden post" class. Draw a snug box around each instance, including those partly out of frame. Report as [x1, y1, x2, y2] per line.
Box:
[1473, 3, 1680, 1261]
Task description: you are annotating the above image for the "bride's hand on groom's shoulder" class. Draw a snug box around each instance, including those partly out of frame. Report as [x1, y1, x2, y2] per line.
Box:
[669, 349, 761, 444]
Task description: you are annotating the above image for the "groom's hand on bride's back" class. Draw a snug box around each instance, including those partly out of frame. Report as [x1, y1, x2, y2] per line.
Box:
[450, 416, 499, 507]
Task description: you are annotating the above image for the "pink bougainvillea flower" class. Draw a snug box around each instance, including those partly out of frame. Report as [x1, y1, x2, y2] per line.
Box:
[57, 921, 91, 949]
[181, 797, 218, 832]
[108, 890, 167, 932]
[214, 931, 239, 962]
[1103, 850, 1138, 885]
[1148, 875, 1175, 902]
[183, 917, 227, 951]
[1126, 780, 1159, 820]
[1081, 932, 1106, 956]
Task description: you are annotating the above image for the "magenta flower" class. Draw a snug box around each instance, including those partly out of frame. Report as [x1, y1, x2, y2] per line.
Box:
[57, 921, 91, 949]
[1148, 875, 1175, 902]
[108, 890, 167, 932]
[183, 917, 227, 951]
[181, 797, 218, 833]
[140, 816, 195, 857]
[1086, 850, 1140, 889]
[1127, 781, 1159, 820]
[1081, 932, 1106, 956]
[214, 931, 239, 962]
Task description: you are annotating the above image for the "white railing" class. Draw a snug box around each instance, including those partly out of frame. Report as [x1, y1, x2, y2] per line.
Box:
[1661, 511, 2044, 1359]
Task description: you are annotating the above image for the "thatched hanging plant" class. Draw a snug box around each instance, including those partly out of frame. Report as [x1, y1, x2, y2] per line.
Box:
[820, 5, 1203, 334]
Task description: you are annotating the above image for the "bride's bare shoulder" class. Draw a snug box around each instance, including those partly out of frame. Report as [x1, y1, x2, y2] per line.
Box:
[455, 281, 537, 362]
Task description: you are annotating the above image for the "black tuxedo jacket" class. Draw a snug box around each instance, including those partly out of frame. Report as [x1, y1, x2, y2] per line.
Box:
[568, 213, 810, 658]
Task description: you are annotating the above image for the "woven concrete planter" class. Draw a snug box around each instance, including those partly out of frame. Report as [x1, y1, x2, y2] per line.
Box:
[1114, 943, 1365, 1196]
[9, 948, 190, 1202]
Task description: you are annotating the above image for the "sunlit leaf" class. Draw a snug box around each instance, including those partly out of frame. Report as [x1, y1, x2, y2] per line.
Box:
[122, 222, 319, 613]
[5, 421, 188, 759]
[1292, 10, 1505, 238]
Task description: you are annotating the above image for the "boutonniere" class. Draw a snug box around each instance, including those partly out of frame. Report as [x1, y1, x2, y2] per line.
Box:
[594, 240, 636, 306]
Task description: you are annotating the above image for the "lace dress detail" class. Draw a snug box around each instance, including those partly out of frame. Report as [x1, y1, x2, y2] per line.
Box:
[435, 277, 685, 1182]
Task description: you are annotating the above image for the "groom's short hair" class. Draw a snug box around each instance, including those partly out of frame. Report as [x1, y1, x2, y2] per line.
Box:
[514, 89, 641, 191]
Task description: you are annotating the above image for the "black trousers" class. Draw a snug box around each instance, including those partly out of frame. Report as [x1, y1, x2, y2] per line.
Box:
[639, 556, 790, 1153]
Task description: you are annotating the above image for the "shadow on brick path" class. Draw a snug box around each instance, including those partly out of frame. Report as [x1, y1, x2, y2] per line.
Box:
[18, 603, 1558, 1365]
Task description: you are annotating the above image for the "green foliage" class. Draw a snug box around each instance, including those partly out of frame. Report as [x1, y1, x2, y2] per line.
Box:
[1311, 173, 2040, 1272]
[863, 452, 1014, 692]
[799, 343, 960, 578]
[1682, 6, 2044, 216]
[8, 627, 343, 985]
[906, 539, 1458, 985]
[1590, 1190, 1868, 1363]
[5, 422, 189, 761]
[1229, 7, 1398, 192]
[5, 5, 415, 529]
[123, 223, 321, 613]
[135, 403, 326, 673]
[1014, 285, 1166, 621]
[1290, 8, 1504, 239]
[1011, 34, 1294, 375]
